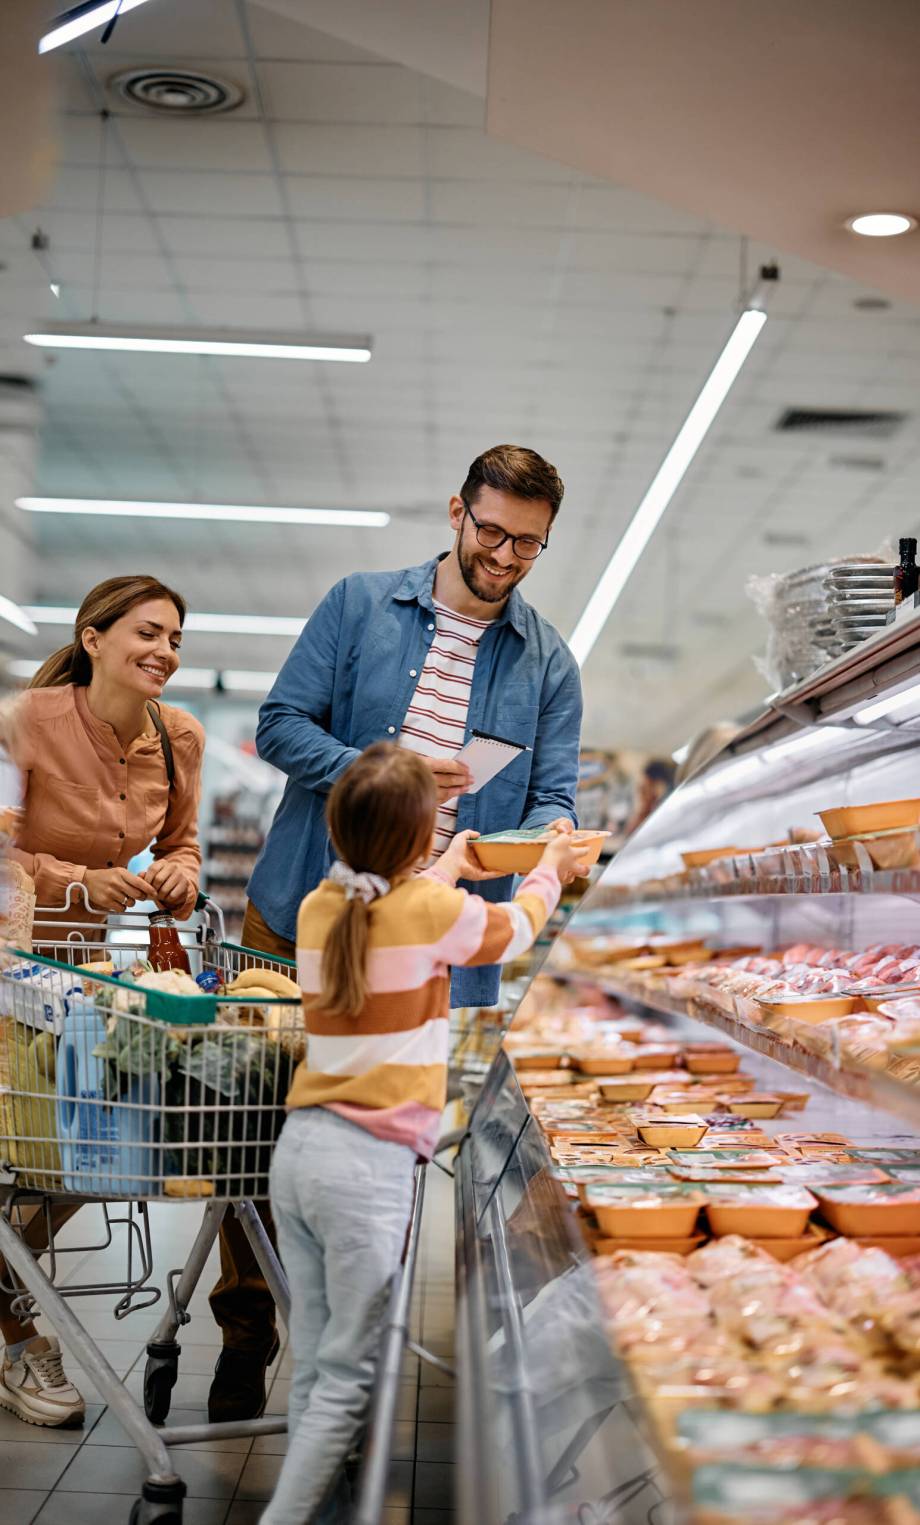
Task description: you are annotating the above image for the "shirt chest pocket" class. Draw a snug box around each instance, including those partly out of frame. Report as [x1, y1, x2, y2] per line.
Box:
[30, 775, 101, 858]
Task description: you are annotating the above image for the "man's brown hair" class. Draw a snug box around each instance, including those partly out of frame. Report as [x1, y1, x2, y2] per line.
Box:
[460, 444, 564, 521]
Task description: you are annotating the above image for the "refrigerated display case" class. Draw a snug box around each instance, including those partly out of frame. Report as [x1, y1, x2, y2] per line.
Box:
[455, 612, 920, 1524]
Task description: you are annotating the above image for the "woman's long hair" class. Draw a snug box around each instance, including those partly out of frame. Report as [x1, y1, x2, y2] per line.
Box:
[317, 743, 438, 1019]
[29, 575, 187, 689]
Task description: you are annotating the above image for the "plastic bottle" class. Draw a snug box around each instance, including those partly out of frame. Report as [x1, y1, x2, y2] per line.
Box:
[55, 997, 159, 1195]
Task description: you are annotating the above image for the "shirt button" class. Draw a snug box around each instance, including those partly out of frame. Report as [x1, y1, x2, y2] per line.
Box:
[118, 831, 125, 840]
[387, 725, 396, 735]
[107, 860, 113, 868]
[427, 623, 435, 632]
[409, 668, 417, 678]
[119, 793, 126, 801]
[119, 758, 126, 766]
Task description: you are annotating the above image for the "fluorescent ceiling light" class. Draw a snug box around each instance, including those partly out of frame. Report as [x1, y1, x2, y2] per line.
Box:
[671, 742, 690, 765]
[165, 668, 219, 690]
[222, 671, 278, 693]
[854, 686, 920, 725]
[39, 0, 154, 53]
[18, 497, 389, 529]
[846, 213, 916, 238]
[0, 596, 38, 637]
[23, 322, 371, 363]
[49, 283, 61, 300]
[25, 606, 305, 637]
[568, 306, 767, 667]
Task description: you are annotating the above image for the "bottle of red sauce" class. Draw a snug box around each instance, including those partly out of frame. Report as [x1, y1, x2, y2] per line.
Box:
[148, 911, 191, 974]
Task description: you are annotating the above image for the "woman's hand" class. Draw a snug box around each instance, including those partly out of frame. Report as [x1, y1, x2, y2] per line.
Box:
[141, 860, 193, 911]
[434, 830, 507, 885]
[541, 833, 591, 886]
[84, 866, 152, 913]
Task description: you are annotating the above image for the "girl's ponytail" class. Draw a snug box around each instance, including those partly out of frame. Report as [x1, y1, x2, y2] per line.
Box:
[317, 898, 371, 1019]
[312, 742, 439, 1021]
[30, 641, 89, 689]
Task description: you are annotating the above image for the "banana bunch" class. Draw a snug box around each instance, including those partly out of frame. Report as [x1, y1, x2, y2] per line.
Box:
[222, 966, 305, 1059]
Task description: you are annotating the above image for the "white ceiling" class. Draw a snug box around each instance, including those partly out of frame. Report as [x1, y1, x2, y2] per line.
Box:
[1, 0, 919, 751]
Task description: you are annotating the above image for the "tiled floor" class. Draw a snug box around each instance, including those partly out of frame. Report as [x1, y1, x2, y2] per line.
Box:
[3, 1163, 457, 1524]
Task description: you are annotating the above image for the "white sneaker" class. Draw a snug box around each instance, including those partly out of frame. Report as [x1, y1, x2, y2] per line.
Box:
[0, 1336, 85, 1427]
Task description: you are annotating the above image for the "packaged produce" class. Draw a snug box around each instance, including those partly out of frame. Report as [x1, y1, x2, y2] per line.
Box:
[569, 1047, 634, 1074]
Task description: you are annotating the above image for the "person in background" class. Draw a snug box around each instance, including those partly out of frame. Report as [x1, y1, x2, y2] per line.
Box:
[623, 757, 676, 839]
[261, 743, 591, 1524]
[209, 444, 584, 1421]
[0, 574, 204, 1427]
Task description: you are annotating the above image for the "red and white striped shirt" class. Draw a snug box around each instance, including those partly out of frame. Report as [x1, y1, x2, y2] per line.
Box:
[399, 598, 490, 859]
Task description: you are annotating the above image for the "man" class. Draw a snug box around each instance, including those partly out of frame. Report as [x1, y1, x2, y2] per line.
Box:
[208, 443, 583, 1421]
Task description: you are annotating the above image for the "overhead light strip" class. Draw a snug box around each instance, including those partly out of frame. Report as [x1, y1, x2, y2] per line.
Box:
[39, 0, 154, 54]
[23, 323, 371, 363]
[24, 607, 306, 637]
[6, 660, 276, 693]
[568, 304, 769, 668]
[0, 596, 38, 637]
[18, 498, 390, 529]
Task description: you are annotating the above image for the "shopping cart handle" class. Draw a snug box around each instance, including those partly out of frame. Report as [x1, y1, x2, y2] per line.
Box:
[195, 891, 210, 912]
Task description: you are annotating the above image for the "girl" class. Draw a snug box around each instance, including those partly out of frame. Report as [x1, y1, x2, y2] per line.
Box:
[262, 741, 589, 1524]
[0, 574, 204, 1427]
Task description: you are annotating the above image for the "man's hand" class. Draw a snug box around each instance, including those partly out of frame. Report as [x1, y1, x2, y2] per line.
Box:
[421, 755, 473, 805]
[434, 830, 507, 885]
[84, 866, 152, 913]
[141, 860, 194, 912]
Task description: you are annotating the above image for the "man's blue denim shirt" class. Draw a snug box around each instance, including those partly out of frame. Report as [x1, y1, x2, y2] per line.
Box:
[247, 555, 583, 1007]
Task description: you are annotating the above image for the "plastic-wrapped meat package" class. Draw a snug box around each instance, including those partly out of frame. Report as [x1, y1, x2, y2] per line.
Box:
[594, 1251, 709, 1354]
[688, 1235, 777, 1288]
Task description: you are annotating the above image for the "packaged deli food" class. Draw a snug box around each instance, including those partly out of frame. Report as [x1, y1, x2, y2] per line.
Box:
[582, 1182, 705, 1239]
[703, 1186, 818, 1239]
[814, 1184, 920, 1237]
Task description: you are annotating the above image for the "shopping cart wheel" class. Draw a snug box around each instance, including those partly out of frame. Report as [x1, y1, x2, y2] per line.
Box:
[143, 1341, 180, 1424]
[129, 1477, 185, 1524]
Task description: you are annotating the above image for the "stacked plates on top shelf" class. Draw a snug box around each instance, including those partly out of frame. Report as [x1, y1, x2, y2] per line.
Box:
[823, 562, 895, 650]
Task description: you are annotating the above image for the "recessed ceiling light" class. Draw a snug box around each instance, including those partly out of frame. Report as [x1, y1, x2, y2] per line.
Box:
[846, 213, 917, 238]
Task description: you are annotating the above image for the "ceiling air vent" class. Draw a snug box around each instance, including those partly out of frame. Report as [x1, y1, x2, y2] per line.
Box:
[110, 69, 245, 114]
[775, 407, 906, 438]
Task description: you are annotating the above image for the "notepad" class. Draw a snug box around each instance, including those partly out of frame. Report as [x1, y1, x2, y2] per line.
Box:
[454, 729, 528, 794]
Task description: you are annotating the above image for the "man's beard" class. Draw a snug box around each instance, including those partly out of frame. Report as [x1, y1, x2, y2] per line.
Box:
[457, 538, 525, 605]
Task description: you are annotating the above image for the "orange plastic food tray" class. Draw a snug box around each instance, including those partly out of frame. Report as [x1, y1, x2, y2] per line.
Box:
[471, 829, 610, 874]
[819, 798, 920, 840]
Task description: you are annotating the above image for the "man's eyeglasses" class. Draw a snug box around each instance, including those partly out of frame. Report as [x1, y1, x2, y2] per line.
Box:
[463, 501, 548, 560]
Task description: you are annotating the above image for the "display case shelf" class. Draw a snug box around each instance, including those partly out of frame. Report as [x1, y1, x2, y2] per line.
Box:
[605, 861, 920, 907]
[553, 965, 920, 1131]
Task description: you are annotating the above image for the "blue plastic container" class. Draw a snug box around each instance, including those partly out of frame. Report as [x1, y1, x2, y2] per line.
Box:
[55, 998, 160, 1196]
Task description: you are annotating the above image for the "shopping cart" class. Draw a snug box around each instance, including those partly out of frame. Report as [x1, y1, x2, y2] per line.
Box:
[0, 886, 303, 1524]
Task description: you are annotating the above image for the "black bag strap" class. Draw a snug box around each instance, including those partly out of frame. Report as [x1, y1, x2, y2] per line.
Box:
[146, 700, 176, 791]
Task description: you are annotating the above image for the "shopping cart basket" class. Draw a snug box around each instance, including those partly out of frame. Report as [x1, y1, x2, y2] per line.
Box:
[0, 887, 303, 1524]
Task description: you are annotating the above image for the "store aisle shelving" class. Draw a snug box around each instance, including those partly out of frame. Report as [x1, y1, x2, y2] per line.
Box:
[0, 1164, 457, 1524]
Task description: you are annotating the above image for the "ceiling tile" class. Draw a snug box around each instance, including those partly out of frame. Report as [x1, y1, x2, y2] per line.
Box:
[117, 118, 273, 173]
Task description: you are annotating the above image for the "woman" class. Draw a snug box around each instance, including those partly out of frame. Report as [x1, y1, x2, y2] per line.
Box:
[0, 574, 204, 1427]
